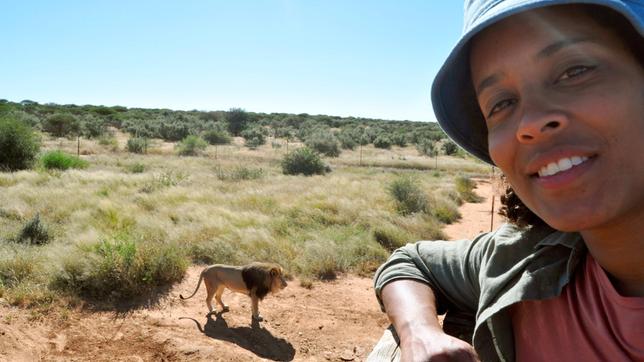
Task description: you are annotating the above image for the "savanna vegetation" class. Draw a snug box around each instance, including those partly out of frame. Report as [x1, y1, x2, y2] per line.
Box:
[0, 99, 487, 312]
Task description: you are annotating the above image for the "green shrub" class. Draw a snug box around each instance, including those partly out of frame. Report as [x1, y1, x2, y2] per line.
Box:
[7, 110, 41, 129]
[338, 134, 357, 150]
[455, 175, 481, 203]
[127, 137, 148, 154]
[416, 139, 437, 157]
[176, 135, 207, 156]
[337, 127, 362, 150]
[304, 131, 341, 157]
[0, 116, 41, 171]
[442, 140, 459, 155]
[241, 127, 266, 149]
[202, 129, 231, 145]
[158, 120, 191, 142]
[80, 115, 107, 138]
[373, 135, 392, 149]
[53, 237, 188, 301]
[40, 150, 89, 170]
[281, 147, 328, 176]
[391, 133, 407, 147]
[387, 176, 428, 215]
[16, 214, 50, 245]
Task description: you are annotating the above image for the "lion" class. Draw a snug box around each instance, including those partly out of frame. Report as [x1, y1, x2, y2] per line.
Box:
[180, 262, 287, 321]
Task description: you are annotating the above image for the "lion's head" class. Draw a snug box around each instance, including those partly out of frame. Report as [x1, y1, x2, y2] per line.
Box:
[242, 262, 288, 300]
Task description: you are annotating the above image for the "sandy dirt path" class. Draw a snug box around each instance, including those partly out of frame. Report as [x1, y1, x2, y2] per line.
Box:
[0, 181, 494, 362]
[443, 178, 498, 241]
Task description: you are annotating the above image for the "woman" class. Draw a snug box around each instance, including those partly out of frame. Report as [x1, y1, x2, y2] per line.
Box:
[369, 1, 643, 361]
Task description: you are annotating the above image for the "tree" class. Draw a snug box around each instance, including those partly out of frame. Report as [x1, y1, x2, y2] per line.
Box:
[43, 113, 79, 137]
[0, 116, 41, 171]
[226, 108, 249, 136]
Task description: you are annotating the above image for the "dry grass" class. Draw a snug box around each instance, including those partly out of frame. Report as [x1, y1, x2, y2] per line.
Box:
[0, 130, 490, 307]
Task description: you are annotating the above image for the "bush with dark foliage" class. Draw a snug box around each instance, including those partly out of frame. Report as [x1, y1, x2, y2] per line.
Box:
[281, 147, 328, 176]
[0, 116, 41, 171]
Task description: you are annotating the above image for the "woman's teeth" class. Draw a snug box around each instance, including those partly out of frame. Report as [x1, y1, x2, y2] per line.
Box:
[538, 156, 588, 177]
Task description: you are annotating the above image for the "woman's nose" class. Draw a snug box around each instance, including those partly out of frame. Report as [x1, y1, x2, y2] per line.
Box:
[515, 95, 569, 144]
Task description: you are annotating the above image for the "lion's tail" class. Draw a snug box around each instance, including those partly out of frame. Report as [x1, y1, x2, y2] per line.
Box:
[179, 270, 205, 300]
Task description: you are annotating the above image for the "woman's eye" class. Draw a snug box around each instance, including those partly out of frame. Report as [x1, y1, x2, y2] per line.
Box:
[488, 98, 516, 118]
[557, 65, 594, 82]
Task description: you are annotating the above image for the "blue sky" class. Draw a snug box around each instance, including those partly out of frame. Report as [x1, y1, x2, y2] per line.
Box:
[0, 1, 464, 122]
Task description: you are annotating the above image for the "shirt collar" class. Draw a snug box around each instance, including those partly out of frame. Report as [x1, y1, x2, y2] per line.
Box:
[534, 229, 582, 249]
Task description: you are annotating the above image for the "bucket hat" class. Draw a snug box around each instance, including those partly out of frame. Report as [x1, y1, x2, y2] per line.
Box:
[431, 0, 644, 165]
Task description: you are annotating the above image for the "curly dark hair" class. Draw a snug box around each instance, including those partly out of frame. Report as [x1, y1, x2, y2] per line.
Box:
[498, 185, 546, 228]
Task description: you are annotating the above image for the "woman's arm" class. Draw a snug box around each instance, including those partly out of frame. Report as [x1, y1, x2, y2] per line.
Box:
[381, 279, 479, 362]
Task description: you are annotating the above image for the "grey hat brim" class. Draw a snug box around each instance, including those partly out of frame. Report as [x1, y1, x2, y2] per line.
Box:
[431, 0, 644, 165]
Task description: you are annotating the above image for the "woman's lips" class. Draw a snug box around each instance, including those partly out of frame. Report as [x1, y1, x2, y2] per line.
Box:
[532, 155, 596, 189]
[537, 155, 589, 178]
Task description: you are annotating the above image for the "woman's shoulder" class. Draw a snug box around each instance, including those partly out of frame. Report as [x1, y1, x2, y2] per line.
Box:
[473, 222, 567, 257]
[493, 222, 558, 243]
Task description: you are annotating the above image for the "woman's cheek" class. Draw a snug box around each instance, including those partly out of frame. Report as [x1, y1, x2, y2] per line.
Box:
[488, 127, 516, 170]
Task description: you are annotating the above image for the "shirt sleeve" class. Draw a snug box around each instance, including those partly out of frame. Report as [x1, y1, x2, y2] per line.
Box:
[373, 229, 500, 315]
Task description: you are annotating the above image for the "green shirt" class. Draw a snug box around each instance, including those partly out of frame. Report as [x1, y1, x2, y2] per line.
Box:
[373, 223, 586, 362]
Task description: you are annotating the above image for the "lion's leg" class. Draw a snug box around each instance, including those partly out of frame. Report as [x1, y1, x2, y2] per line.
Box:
[215, 285, 229, 312]
[204, 279, 215, 314]
[250, 292, 263, 321]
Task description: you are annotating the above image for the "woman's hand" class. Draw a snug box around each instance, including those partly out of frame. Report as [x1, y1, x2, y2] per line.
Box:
[400, 326, 479, 362]
[380, 279, 480, 362]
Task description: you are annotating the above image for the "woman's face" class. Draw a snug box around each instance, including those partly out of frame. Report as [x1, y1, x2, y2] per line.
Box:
[470, 6, 644, 232]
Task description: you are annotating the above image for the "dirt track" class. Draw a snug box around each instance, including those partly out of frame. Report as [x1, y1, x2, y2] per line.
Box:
[0, 181, 494, 362]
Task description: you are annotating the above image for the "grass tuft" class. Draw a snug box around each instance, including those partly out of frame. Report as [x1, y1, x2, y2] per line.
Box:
[40, 150, 89, 170]
[188, 239, 244, 265]
[373, 224, 413, 251]
[52, 236, 188, 302]
[455, 175, 482, 203]
[15, 214, 50, 245]
[126, 162, 146, 173]
[387, 176, 428, 215]
[215, 165, 264, 181]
